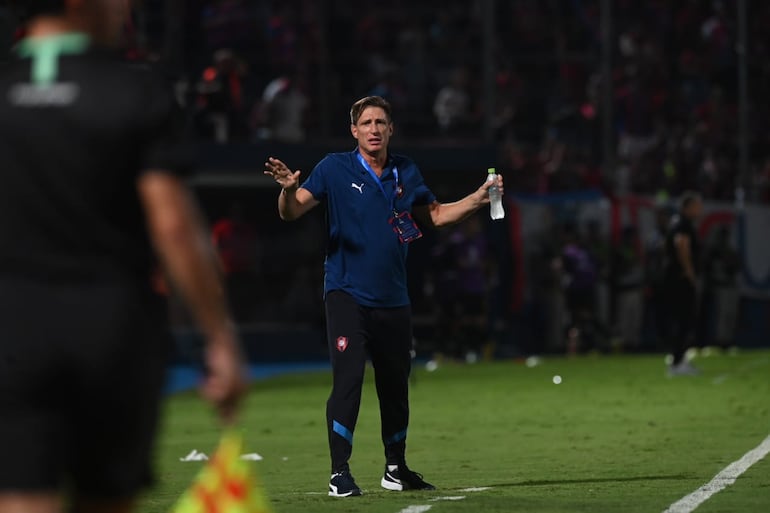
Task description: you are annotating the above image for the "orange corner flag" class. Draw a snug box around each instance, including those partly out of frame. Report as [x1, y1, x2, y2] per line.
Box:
[171, 430, 274, 513]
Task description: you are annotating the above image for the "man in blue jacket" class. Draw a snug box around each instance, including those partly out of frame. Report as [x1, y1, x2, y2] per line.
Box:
[265, 95, 503, 497]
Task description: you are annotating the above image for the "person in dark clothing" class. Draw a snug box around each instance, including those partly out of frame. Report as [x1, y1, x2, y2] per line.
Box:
[561, 223, 601, 353]
[430, 213, 490, 361]
[663, 191, 703, 376]
[0, 2, 247, 512]
[611, 226, 645, 350]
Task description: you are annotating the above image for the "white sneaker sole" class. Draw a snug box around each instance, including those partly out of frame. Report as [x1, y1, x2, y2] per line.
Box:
[381, 476, 404, 491]
[328, 489, 360, 497]
[328, 484, 362, 497]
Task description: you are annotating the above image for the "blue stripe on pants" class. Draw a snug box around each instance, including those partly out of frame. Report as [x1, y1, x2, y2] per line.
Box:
[385, 428, 407, 445]
[333, 420, 354, 444]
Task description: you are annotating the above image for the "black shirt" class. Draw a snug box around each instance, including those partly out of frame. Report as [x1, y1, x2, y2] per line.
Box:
[664, 214, 700, 282]
[0, 33, 190, 282]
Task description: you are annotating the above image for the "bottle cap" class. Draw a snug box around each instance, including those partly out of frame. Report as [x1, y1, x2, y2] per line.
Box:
[487, 167, 496, 174]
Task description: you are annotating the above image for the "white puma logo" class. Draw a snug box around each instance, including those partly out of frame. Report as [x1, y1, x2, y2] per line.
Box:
[351, 182, 364, 194]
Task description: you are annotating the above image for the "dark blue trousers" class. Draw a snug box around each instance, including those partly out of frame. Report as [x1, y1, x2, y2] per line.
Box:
[324, 290, 412, 473]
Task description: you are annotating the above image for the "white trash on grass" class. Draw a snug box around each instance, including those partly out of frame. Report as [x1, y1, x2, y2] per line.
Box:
[179, 450, 263, 462]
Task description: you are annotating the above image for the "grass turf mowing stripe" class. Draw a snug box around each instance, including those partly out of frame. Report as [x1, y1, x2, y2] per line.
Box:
[663, 433, 770, 513]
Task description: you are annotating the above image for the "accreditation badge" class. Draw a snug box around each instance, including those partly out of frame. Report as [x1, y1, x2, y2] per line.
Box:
[390, 211, 423, 244]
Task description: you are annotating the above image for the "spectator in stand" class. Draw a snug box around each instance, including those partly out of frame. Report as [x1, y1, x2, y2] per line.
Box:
[584, 219, 611, 333]
[433, 66, 475, 136]
[194, 48, 250, 142]
[700, 226, 741, 349]
[430, 213, 490, 362]
[561, 223, 601, 353]
[253, 70, 309, 143]
[211, 202, 260, 322]
[611, 225, 645, 350]
[616, 78, 659, 164]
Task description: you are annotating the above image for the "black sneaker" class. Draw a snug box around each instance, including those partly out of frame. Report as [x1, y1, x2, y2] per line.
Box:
[381, 465, 436, 491]
[328, 470, 362, 497]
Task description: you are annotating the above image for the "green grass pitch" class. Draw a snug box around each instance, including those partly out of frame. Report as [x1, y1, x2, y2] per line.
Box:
[140, 350, 770, 513]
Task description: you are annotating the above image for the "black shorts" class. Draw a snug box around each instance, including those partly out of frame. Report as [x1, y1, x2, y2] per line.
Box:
[0, 276, 171, 498]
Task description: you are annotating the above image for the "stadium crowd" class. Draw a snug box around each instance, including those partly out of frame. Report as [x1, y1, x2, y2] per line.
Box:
[3, 1, 768, 202]
[5, 1, 766, 201]
[135, 0, 770, 204]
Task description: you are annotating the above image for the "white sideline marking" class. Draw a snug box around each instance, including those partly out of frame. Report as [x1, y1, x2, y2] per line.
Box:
[429, 496, 466, 501]
[662, 434, 770, 513]
[459, 487, 491, 492]
[397, 506, 432, 513]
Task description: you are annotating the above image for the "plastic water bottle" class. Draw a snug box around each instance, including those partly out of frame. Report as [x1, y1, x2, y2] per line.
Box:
[486, 167, 505, 220]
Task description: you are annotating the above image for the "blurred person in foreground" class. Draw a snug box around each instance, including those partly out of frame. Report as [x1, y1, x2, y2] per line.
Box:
[664, 191, 703, 376]
[264, 95, 503, 497]
[0, 2, 247, 513]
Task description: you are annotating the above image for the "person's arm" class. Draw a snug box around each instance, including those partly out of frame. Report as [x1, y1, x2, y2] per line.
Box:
[264, 157, 319, 221]
[413, 174, 503, 228]
[674, 233, 697, 286]
[138, 171, 247, 423]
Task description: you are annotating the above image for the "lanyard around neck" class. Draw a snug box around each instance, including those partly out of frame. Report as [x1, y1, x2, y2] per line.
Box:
[356, 152, 399, 212]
